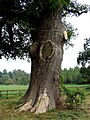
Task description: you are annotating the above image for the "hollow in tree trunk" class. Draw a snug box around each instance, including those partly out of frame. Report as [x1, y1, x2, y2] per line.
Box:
[18, 9, 66, 114]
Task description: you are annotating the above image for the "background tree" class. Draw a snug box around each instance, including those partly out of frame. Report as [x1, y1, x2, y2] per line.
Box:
[0, 69, 29, 85]
[80, 66, 90, 84]
[0, 71, 3, 84]
[12, 69, 30, 85]
[62, 67, 83, 84]
[77, 38, 90, 66]
[0, 0, 89, 114]
[2, 69, 11, 85]
[77, 37, 90, 84]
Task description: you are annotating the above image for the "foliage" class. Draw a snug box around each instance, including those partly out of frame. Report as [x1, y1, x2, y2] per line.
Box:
[62, 66, 90, 84]
[77, 38, 90, 66]
[0, 0, 89, 59]
[0, 69, 30, 85]
[62, 19, 78, 47]
[80, 66, 90, 84]
[62, 67, 82, 84]
[62, 0, 89, 17]
[0, 66, 90, 85]
[60, 74, 85, 109]
[65, 88, 85, 109]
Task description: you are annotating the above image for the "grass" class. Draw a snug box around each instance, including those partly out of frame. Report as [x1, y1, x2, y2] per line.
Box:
[65, 84, 90, 88]
[0, 85, 28, 90]
[0, 85, 28, 99]
[64, 84, 90, 93]
[0, 84, 90, 120]
[0, 97, 89, 120]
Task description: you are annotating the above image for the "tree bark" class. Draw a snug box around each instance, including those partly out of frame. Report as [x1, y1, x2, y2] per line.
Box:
[18, 9, 66, 114]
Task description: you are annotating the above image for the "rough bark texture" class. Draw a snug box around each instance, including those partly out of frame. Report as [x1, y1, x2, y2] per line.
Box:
[18, 9, 65, 114]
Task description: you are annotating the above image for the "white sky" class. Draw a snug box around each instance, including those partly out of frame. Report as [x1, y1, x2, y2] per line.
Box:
[62, 11, 90, 69]
[0, 0, 90, 73]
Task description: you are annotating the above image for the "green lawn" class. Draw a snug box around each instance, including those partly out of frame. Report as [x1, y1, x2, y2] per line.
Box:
[0, 84, 90, 120]
[0, 85, 28, 99]
[0, 97, 90, 120]
[0, 85, 28, 90]
[64, 84, 90, 92]
[65, 84, 90, 88]
[0, 84, 89, 90]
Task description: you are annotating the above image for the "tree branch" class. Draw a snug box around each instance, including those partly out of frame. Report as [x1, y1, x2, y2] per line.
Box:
[63, 7, 88, 16]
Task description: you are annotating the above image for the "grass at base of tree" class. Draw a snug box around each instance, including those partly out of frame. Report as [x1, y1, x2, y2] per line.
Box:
[0, 96, 90, 120]
[0, 84, 90, 120]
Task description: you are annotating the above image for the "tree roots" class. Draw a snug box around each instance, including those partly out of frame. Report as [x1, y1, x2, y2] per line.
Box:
[17, 88, 52, 114]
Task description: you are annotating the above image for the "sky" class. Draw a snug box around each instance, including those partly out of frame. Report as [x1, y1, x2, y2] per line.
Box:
[0, 0, 90, 73]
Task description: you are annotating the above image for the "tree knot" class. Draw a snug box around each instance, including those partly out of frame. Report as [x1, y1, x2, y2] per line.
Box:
[40, 40, 55, 61]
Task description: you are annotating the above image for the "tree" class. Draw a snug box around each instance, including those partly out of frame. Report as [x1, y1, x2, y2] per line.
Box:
[77, 37, 90, 84]
[0, 0, 89, 114]
[80, 66, 90, 84]
[0, 69, 29, 85]
[62, 67, 82, 84]
[2, 69, 11, 85]
[77, 38, 90, 66]
[0, 71, 3, 84]
[12, 69, 30, 85]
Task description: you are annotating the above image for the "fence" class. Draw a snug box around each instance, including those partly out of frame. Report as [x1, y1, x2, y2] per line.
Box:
[66, 85, 90, 89]
[0, 85, 90, 99]
[0, 89, 26, 99]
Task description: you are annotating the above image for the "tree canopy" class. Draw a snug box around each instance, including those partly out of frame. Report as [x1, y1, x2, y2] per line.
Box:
[77, 37, 90, 84]
[0, 0, 89, 59]
[77, 38, 90, 66]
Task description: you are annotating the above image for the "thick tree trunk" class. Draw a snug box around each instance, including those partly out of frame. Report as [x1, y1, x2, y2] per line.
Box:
[18, 9, 65, 114]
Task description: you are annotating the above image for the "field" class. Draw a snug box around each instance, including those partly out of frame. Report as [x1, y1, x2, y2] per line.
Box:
[0, 85, 28, 90]
[0, 85, 28, 99]
[0, 84, 90, 120]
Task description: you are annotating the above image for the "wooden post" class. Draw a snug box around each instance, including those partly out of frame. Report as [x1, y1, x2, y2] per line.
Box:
[0, 91, 2, 97]
[6, 90, 8, 99]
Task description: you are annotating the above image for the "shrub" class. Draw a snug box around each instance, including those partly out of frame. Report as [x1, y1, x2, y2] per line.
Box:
[60, 75, 85, 109]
